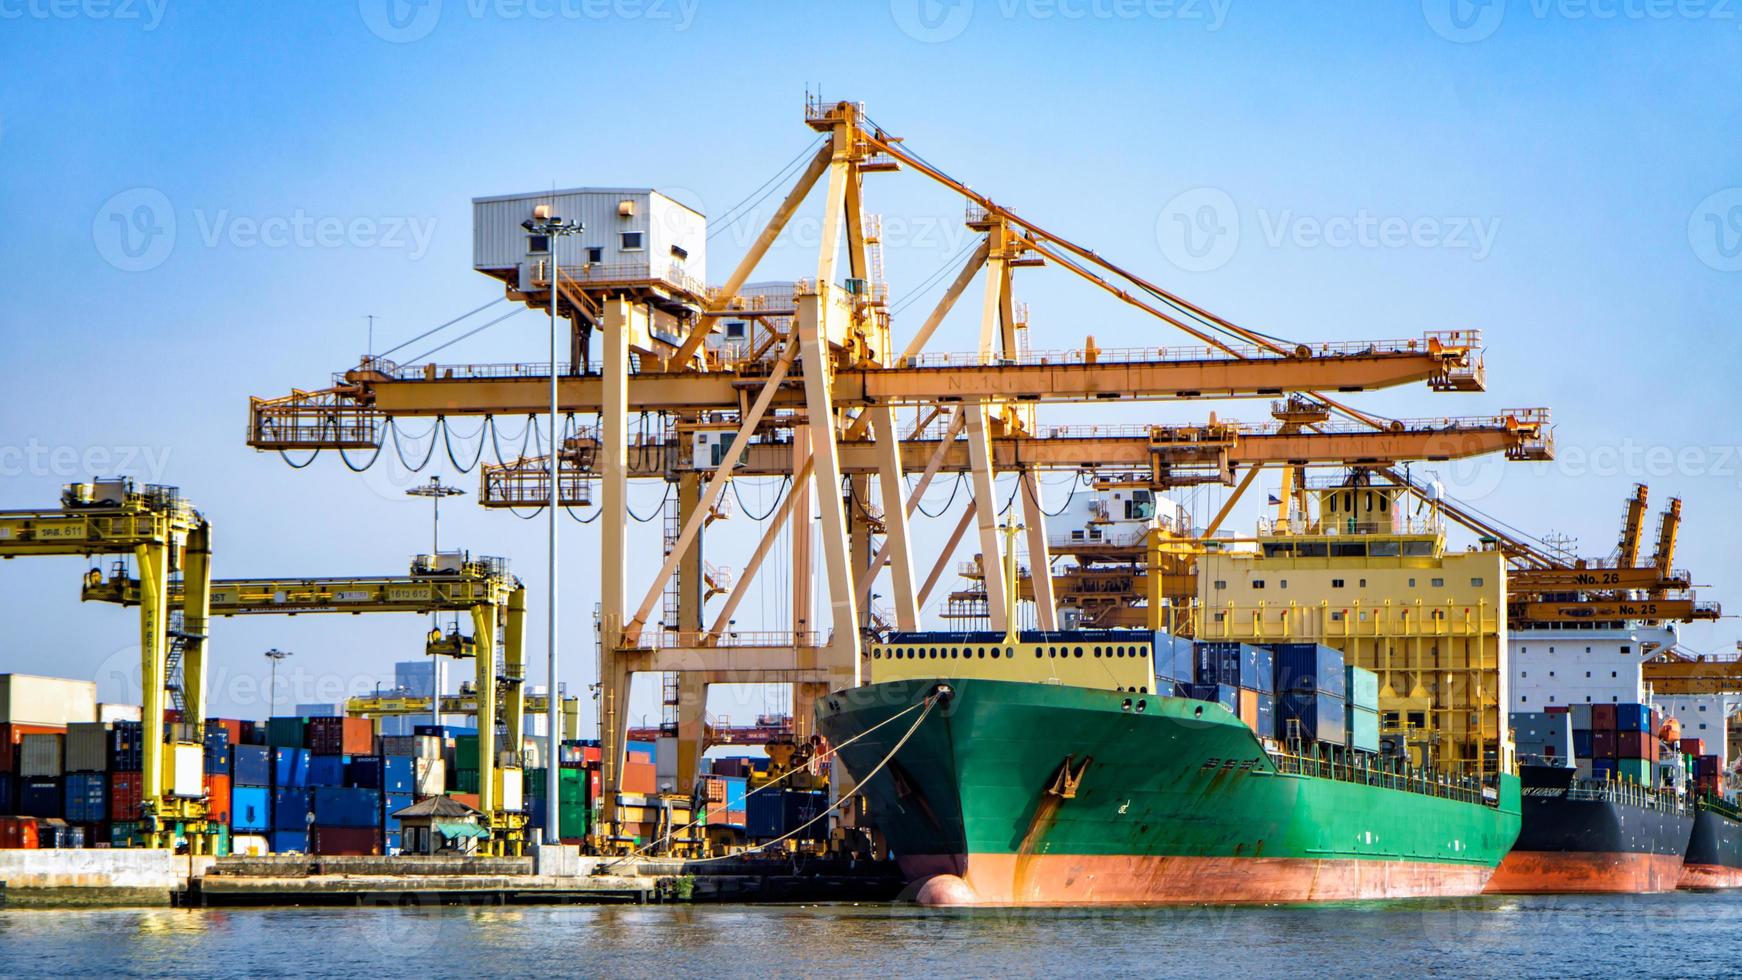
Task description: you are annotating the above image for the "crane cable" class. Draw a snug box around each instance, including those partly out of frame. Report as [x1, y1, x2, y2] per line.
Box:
[603, 693, 939, 869]
[373, 297, 507, 362]
[706, 135, 829, 241]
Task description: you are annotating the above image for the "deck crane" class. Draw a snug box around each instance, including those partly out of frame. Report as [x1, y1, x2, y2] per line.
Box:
[80, 551, 534, 853]
[345, 690, 581, 741]
[246, 97, 1541, 837]
[0, 480, 214, 850]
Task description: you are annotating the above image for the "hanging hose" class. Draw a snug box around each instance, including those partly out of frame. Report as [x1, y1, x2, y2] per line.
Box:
[626, 481, 673, 523]
[442, 416, 489, 473]
[604, 693, 939, 869]
[732, 476, 790, 522]
[911, 472, 965, 519]
[388, 418, 440, 472]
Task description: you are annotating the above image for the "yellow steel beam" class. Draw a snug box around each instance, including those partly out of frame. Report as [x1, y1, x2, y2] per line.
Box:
[83, 569, 516, 614]
[1509, 598, 1722, 623]
[1509, 566, 1691, 591]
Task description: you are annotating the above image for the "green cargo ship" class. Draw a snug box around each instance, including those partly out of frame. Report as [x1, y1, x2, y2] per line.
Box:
[817, 630, 1522, 906]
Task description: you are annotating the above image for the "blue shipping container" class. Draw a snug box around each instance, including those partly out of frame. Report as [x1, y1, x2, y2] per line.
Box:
[1592, 760, 1618, 780]
[1256, 693, 1275, 740]
[0, 773, 12, 813]
[272, 748, 311, 787]
[232, 785, 272, 832]
[1273, 643, 1347, 699]
[307, 755, 348, 787]
[384, 831, 402, 853]
[1187, 684, 1239, 714]
[1616, 703, 1650, 733]
[313, 786, 382, 828]
[272, 787, 312, 831]
[1250, 647, 1276, 694]
[20, 777, 63, 818]
[65, 772, 107, 822]
[783, 790, 828, 840]
[1278, 691, 1348, 745]
[108, 721, 144, 772]
[627, 739, 656, 759]
[746, 786, 784, 839]
[233, 745, 271, 787]
[270, 830, 308, 853]
[1573, 730, 1595, 760]
[722, 776, 749, 811]
[382, 792, 414, 831]
[1152, 633, 1194, 685]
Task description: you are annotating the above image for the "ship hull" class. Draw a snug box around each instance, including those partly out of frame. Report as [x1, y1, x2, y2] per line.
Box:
[1680, 803, 1742, 890]
[1484, 765, 1693, 895]
[817, 678, 1521, 907]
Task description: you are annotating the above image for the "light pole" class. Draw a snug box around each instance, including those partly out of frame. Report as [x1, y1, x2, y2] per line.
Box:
[264, 648, 293, 719]
[408, 476, 465, 730]
[522, 207, 583, 844]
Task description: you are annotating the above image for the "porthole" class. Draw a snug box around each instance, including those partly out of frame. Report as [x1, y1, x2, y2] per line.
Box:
[1137, 699, 1148, 712]
[1074, 647, 1084, 658]
[1093, 647, 1102, 658]
[1121, 698, 1133, 712]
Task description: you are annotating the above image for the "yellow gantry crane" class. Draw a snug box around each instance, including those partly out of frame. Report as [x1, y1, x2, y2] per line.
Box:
[81, 551, 534, 853]
[0, 480, 214, 849]
[244, 96, 1548, 838]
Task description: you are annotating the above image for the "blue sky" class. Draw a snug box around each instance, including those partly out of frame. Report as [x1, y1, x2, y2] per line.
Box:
[1, 1, 1738, 729]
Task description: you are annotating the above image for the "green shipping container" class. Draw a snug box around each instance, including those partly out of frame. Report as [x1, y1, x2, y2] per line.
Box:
[268, 717, 310, 749]
[1616, 758, 1654, 786]
[1345, 666, 1380, 711]
[455, 736, 479, 771]
[455, 768, 480, 793]
[1345, 704, 1380, 754]
[111, 820, 143, 848]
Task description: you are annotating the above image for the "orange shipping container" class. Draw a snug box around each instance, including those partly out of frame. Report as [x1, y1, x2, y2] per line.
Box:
[204, 773, 233, 825]
[1237, 689, 1260, 731]
[621, 761, 657, 795]
[0, 723, 67, 772]
[0, 816, 40, 849]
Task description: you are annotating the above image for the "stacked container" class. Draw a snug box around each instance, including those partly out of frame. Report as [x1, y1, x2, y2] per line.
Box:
[1584, 702, 1659, 785]
[1273, 643, 1347, 747]
[1189, 642, 1275, 735]
[1344, 666, 1381, 754]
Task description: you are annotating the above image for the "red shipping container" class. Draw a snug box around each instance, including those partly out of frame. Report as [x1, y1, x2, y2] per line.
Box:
[0, 816, 41, 849]
[447, 792, 480, 810]
[306, 717, 374, 755]
[0, 723, 68, 773]
[1592, 704, 1618, 731]
[1613, 732, 1652, 760]
[1680, 738, 1707, 756]
[1544, 706, 1571, 714]
[204, 773, 232, 825]
[582, 745, 602, 763]
[110, 771, 145, 820]
[206, 718, 244, 745]
[621, 761, 656, 794]
[1593, 731, 1617, 759]
[310, 826, 381, 855]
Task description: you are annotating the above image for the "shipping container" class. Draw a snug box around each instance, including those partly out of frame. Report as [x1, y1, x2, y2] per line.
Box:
[307, 717, 374, 756]
[270, 830, 308, 853]
[380, 735, 443, 760]
[203, 728, 232, 773]
[1594, 731, 1617, 759]
[0, 815, 41, 849]
[1573, 730, 1595, 760]
[64, 772, 107, 822]
[206, 718, 245, 745]
[19, 777, 62, 817]
[312, 786, 382, 828]
[622, 761, 656, 795]
[1278, 691, 1347, 746]
[205, 773, 233, 825]
[1616, 758, 1654, 785]
[1614, 731, 1655, 761]
[107, 721, 144, 772]
[1272, 644, 1347, 698]
[1345, 666, 1380, 711]
[0, 723, 66, 773]
[232, 785, 271, 832]
[311, 825, 381, 855]
[306, 754, 348, 787]
[746, 788, 783, 839]
[267, 716, 310, 749]
[39, 822, 85, 849]
[1680, 738, 1707, 757]
[1591, 759, 1618, 781]
[382, 792, 414, 832]
[64, 722, 110, 773]
[97, 703, 141, 724]
[109, 820, 141, 848]
[109, 771, 143, 821]
[232, 745, 271, 787]
[272, 748, 312, 787]
[1345, 705, 1380, 754]
[1615, 703, 1650, 733]
[272, 787, 312, 831]
[231, 833, 270, 856]
[1236, 688, 1259, 732]
[414, 757, 445, 796]
[1570, 703, 1594, 730]
[0, 674, 97, 726]
[0, 772, 12, 812]
[18, 732, 65, 777]
[783, 789, 828, 839]
[1592, 704, 1618, 731]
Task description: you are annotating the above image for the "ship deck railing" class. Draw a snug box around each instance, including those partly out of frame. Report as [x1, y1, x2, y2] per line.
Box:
[1266, 750, 1490, 806]
[1565, 779, 1686, 815]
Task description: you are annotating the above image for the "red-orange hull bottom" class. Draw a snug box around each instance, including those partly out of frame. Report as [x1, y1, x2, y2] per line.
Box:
[1484, 851, 1685, 894]
[1678, 863, 1742, 890]
[899, 853, 1496, 906]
